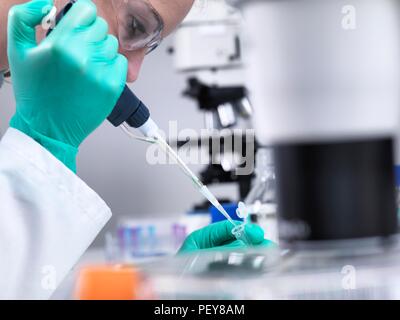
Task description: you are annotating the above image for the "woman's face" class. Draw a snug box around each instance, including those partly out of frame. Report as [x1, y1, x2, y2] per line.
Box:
[0, 0, 194, 82]
[93, 0, 194, 82]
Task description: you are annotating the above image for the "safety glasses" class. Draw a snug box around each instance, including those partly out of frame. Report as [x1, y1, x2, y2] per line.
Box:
[111, 0, 164, 55]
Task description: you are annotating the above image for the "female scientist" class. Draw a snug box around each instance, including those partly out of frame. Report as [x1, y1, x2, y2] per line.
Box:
[0, 0, 269, 299]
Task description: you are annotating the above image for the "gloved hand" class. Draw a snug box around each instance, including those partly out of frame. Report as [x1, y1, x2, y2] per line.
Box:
[178, 220, 275, 254]
[8, 0, 127, 172]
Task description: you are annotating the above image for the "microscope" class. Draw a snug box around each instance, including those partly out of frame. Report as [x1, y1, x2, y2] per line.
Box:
[230, 0, 400, 249]
[173, 0, 400, 249]
[170, 0, 256, 202]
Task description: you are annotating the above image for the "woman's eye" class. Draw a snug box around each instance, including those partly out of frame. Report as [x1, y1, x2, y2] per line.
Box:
[130, 17, 147, 36]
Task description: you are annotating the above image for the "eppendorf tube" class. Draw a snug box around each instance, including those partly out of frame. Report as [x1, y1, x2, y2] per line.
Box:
[232, 223, 252, 246]
[233, 201, 252, 246]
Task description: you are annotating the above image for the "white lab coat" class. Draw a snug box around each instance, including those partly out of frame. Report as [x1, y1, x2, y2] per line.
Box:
[0, 128, 112, 299]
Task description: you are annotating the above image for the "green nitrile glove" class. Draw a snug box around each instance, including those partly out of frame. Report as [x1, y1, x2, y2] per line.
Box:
[178, 220, 275, 254]
[8, 0, 127, 172]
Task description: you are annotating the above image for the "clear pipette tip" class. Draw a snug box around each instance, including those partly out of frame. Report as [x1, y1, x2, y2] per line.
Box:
[122, 125, 252, 246]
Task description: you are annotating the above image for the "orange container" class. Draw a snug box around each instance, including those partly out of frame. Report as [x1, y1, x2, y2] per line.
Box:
[74, 264, 152, 300]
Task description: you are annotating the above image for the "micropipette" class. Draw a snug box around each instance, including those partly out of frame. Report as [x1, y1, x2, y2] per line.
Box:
[50, 0, 251, 246]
